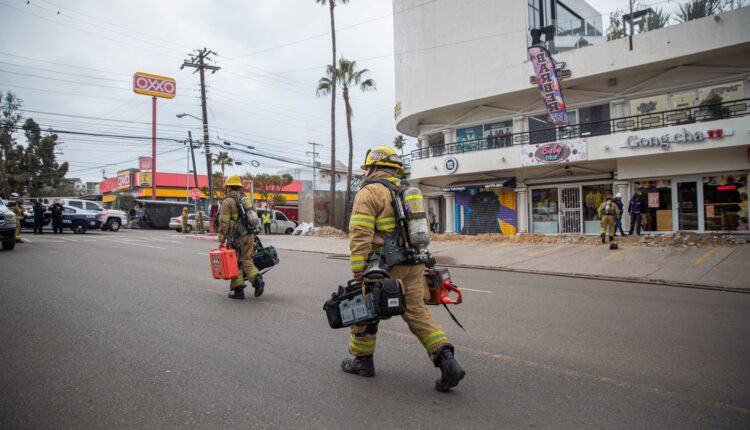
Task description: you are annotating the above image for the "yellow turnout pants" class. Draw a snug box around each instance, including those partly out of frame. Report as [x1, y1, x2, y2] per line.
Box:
[229, 234, 259, 289]
[600, 215, 615, 238]
[348, 263, 450, 363]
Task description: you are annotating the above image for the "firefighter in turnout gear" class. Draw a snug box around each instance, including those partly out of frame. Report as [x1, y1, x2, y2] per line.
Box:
[342, 146, 466, 392]
[218, 176, 264, 299]
[598, 195, 620, 243]
[181, 207, 189, 234]
[10, 193, 22, 243]
[196, 210, 205, 235]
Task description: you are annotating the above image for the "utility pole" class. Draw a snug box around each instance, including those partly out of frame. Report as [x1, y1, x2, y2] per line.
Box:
[306, 142, 322, 194]
[182, 48, 220, 209]
[187, 131, 199, 190]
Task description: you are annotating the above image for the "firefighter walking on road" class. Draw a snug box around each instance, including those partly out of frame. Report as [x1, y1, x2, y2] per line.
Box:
[181, 207, 189, 234]
[341, 146, 466, 392]
[218, 176, 264, 299]
[598, 195, 620, 244]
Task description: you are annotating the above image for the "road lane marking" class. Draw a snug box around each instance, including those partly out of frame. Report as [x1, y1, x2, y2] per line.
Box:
[197, 253, 209, 256]
[692, 247, 720, 267]
[97, 237, 167, 250]
[602, 246, 636, 262]
[461, 288, 492, 294]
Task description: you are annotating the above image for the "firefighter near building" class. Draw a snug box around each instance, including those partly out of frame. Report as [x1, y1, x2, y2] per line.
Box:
[324, 146, 466, 392]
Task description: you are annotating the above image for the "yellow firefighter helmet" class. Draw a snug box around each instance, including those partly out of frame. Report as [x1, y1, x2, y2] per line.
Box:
[361, 146, 404, 174]
[224, 175, 243, 188]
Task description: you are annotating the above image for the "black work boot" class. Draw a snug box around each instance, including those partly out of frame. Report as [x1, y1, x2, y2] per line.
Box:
[228, 287, 245, 300]
[252, 275, 265, 297]
[341, 355, 375, 377]
[434, 345, 465, 392]
[600, 234, 606, 244]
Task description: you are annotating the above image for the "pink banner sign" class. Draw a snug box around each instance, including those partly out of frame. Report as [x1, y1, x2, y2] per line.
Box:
[528, 46, 568, 126]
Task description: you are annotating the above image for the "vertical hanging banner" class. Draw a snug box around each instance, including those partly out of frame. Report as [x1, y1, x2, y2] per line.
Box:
[528, 46, 568, 126]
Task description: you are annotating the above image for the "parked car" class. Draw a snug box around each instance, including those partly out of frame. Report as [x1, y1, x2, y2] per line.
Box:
[169, 214, 209, 233]
[0, 200, 17, 250]
[257, 209, 298, 235]
[22, 205, 102, 234]
[59, 199, 128, 232]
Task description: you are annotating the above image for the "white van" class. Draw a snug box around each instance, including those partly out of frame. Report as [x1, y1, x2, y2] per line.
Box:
[256, 209, 297, 235]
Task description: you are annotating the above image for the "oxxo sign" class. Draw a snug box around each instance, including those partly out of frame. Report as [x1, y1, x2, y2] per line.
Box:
[117, 171, 132, 190]
[133, 72, 176, 99]
[622, 128, 734, 151]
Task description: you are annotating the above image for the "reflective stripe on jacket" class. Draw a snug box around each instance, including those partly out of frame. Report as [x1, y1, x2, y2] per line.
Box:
[349, 171, 401, 272]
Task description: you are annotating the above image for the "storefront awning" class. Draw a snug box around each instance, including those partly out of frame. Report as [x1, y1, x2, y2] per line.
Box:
[440, 178, 515, 192]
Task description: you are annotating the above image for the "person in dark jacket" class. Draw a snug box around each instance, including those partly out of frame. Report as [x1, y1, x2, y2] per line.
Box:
[614, 192, 626, 236]
[628, 192, 644, 236]
[33, 199, 45, 234]
[50, 199, 64, 234]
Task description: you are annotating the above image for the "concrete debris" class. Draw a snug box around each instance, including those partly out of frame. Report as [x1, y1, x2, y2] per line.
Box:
[430, 231, 744, 247]
[311, 226, 347, 238]
[292, 223, 316, 236]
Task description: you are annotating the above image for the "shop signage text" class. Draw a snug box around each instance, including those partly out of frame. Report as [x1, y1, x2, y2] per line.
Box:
[527, 45, 568, 126]
[117, 171, 132, 190]
[133, 72, 176, 99]
[622, 128, 734, 150]
[521, 139, 588, 167]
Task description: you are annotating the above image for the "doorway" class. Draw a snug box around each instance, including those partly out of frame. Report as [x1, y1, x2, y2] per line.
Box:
[559, 186, 582, 234]
[677, 181, 699, 230]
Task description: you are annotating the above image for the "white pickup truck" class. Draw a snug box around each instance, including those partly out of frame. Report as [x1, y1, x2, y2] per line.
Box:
[60, 199, 128, 232]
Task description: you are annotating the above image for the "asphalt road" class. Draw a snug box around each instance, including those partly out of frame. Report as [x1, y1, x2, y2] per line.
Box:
[1, 229, 749, 429]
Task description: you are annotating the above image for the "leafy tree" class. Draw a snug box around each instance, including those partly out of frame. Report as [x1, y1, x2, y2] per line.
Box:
[606, 9, 627, 40]
[393, 135, 406, 157]
[212, 172, 225, 198]
[212, 151, 234, 177]
[117, 194, 136, 212]
[642, 7, 671, 30]
[319, 57, 376, 214]
[315, 0, 350, 228]
[253, 173, 293, 210]
[1, 91, 23, 196]
[607, 3, 671, 41]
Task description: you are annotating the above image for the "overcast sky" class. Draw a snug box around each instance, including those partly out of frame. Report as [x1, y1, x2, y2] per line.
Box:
[0, 0, 657, 183]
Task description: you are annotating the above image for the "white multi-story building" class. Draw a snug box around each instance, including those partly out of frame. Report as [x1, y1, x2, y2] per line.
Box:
[394, 0, 749, 235]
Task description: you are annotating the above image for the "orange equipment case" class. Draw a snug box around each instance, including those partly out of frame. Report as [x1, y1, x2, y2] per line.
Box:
[209, 244, 239, 280]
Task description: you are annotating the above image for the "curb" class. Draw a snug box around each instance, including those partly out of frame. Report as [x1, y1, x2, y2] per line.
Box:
[274, 247, 749, 295]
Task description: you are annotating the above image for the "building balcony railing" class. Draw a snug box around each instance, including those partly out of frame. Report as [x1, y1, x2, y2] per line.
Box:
[407, 98, 750, 164]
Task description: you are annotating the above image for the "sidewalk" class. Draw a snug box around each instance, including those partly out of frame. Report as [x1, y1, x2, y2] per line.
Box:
[250, 234, 750, 292]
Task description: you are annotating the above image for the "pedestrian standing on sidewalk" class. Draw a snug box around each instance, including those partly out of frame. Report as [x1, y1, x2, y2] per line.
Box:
[628, 192, 644, 236]
[50, 199, 64, 234]
[32, 199, 45, 234]
[614, 192, 626, 236]
[262, 211, 272, 235]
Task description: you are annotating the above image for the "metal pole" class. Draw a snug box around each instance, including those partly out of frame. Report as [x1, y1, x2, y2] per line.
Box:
[151, 96, 157, 201]
[628, 0, 634, 51]
[198, 52, 213, 210]
[187, 131, 199, 189]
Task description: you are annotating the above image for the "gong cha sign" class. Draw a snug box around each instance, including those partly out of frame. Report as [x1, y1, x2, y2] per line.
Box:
[133, 72, 176, 99]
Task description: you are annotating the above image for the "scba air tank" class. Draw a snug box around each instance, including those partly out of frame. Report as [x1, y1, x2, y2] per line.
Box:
[403, 187, 430, 250]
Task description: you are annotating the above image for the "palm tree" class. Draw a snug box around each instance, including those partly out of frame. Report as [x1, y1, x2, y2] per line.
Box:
[676, 0, 723, 22]
[393, 135, 406, 157]
[337, 58, 375, 211]
[212, 151, 233, 177]
[316, 0, 349, 228]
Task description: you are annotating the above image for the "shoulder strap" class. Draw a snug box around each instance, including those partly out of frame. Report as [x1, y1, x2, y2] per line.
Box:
[365, 178, 399, 193]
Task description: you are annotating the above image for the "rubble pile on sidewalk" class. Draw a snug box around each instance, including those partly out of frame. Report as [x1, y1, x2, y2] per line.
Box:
[311, 226, 347, 238]
[430, 231, 745, 247]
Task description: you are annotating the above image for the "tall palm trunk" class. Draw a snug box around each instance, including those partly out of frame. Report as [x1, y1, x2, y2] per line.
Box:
[343, 86, 354, 219]
[328, 1, 337, 228]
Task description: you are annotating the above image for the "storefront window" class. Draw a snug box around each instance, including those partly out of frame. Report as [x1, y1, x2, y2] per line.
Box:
[703, 175, 748, 231]
[582, 184, 613, 234]
[484, 121, 513, 148]
[630, 94, 668, 129]
[454, 187, 517, 236]
[633, 179, 673, 232]
[531, 188, 559, 234]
